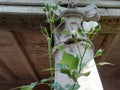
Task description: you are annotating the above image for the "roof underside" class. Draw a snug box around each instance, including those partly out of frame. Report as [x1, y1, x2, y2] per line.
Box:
[0, 0, 120, 90]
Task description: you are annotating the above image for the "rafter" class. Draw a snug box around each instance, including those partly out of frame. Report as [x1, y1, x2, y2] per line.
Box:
[0, 0, 120, 8]
[11, 33, 39, 81]
[0, 60, 17, 83]
[100, 34, 120, 61]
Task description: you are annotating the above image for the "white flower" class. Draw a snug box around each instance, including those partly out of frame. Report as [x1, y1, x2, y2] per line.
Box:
[83, 21, 98, 32]
[71, 30, 77, 35]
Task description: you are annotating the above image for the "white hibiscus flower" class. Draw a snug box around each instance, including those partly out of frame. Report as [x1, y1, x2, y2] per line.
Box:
[83, 21, 99, 32]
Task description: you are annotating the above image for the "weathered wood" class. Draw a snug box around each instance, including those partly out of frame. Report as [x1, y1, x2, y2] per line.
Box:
[0, 30, 38, 81]
[0, 5, 120, 16]
[57, 0, 120, 8]
[13, 31, 50, 79]
[100, 34, 120, 61]
[0, 0, 53, 6]
[0, 15, 120, 34]
[98, 66, 120, 90]
[99, 17, 120, 33]
[0, 0, 120, 8]
[0, 5, 44, 15]
[0, 60, 17, 83]
[12, 32, 39, 81]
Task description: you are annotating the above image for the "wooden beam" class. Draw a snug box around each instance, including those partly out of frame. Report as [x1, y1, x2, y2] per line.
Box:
[11, 33, 39, 81]
[0, 5, 120, 16]
[0, 0, 53, 6]
[99, 17, 120, 34]
[0, 16, 119, 34]
[100, 34, 120, 61]
[0, 30, 38, 81]
[0, 0, 120, 8]
[0, 60, 17, 83]
[56, 0, 120, 8]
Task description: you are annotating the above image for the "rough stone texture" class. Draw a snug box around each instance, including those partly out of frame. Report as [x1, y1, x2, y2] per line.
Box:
[54, 4, 103, 90]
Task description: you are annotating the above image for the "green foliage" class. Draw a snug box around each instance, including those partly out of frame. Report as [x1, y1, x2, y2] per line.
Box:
[29, 82, 38, 89]
[60, 51, 79, 70]
[94, 48, 103, 58]
[11, 3, 107, 90]
[60, 17, 65, 23]
[78, 27, 83, 36]
[65, 83, 80, 90]
[42, 68, 54, 72]
[41, 77, 54, 83]
[97, 62, 114, 66]
[55, 45, 64, 50]
[78, 72, 91, 77]
[20, 86, 32, 90]
[52, 82, 64, 90]
[72, 84, 80, 90]
[61, 29, 71, 35]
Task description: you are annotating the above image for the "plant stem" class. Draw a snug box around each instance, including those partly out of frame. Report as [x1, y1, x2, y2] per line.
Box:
[48, 46, 53, 90]
[79, 45, 87, 73]
[72, 82, 76, 90]
[48, 22, 54, 90]
[77, 42, 82, 70]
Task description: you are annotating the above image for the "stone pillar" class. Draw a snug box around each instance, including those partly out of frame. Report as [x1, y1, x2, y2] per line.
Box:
[54, 3, 103, 90]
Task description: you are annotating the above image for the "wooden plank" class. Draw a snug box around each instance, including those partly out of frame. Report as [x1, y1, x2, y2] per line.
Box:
[0, 60, 16, 83]
[0, 16, 119, 34]
[0, 5, 120, 16]
[56, 0, 120, 8]
[11, 33, 39, 81]
[0, 0, 54, 6]
[100, 34, 120, 61]
[0, 30, 38, 81]
[0, 0, 120, 8]
[13, 31, 50, 79]
[0, 5, 44, 15]
[99, 17, 120, 33]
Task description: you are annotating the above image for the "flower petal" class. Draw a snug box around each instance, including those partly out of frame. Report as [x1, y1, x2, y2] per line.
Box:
[83, 21, 98, 32]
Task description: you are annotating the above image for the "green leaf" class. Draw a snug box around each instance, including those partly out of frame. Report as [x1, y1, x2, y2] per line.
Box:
[53, 5, 58, 11]
[41, 79, 48, 83]
[97, 62, 114, 66]
[73, 83, 80, 90]
[65, 84, 72, 88]
[55, 63, 65, 69]
[68, 83, 80, 90]
[42, 68, 54, 72]
[91, 25, 101, 34]
[43, 7, 47, 12]
[56, 45, 64, 50]
[52, 82, 64, 90]
[95, 25, 101, 31]
[60, 52, 79, 70]
[79, 71, 91, 77]
[41, 77, 54, 83]
[20, 86, 32, 90]
[78, 27, 83, 36]
[52, 45, 64, 54]
[47, 37, 51, 46]
[30, 82, 37, 89]
[80, 63, 86, 69]
[41, 26, 48, 36]
[60, 68, 72, 78]
[60, 17, 65, 23]
[94, 49, 103, 58]
[45, 3, 50, 11]
[61, 30, 71, 35]
[72, 34, 77, 42]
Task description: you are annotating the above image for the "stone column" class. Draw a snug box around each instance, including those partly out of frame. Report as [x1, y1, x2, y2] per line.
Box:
[54, 3, 103, 90]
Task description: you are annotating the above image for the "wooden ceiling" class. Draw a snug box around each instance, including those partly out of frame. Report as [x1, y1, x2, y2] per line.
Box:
[0, 0, 120, 90]
[0, 14, 119, 90]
